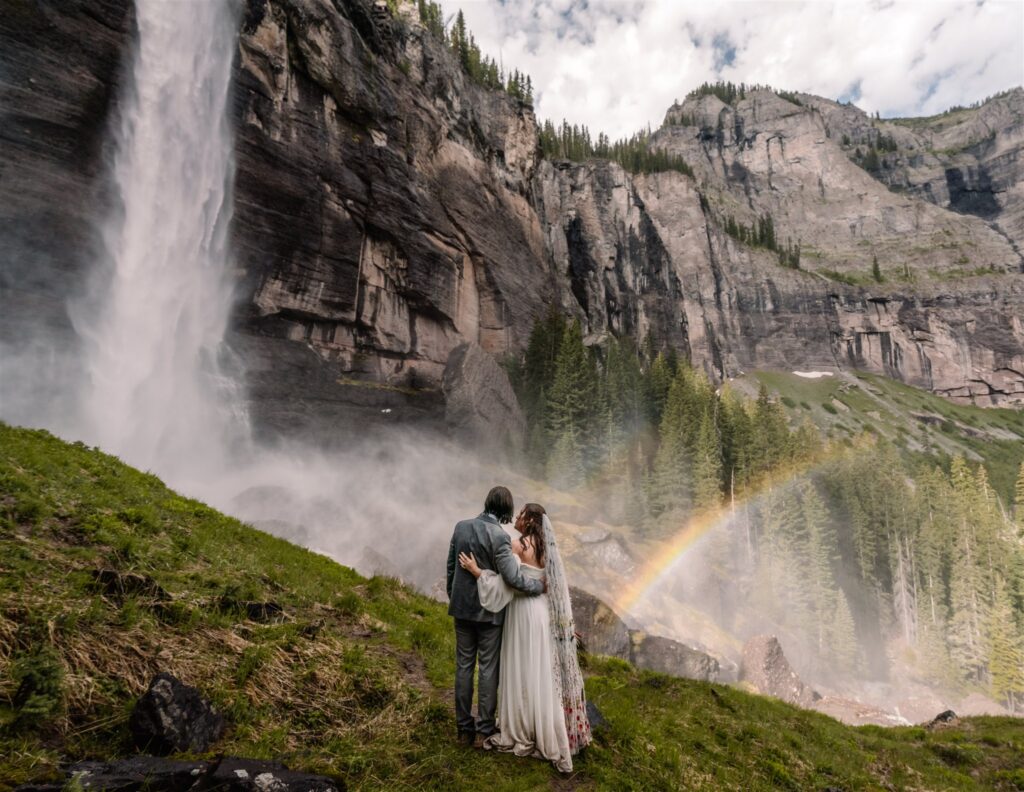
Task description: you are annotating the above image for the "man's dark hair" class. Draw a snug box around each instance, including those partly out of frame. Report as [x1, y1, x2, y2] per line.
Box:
[484, 486, 514, 524]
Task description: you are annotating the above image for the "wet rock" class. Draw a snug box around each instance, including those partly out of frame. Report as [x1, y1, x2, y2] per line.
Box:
[926, 709, 960, 730]
[15, 757, 208, 792]
[129, 673, 225, 755]
[569, 587, 631, 660]
[15, 756, 343, 792]
[192, 757, 342, 792]
[441, 342, 525, 453]
[739, 635, 815, 707]
[629, 631, 720, 682]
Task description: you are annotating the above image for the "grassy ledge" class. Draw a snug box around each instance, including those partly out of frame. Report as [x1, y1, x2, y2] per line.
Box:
[1, 423, 1023, 790]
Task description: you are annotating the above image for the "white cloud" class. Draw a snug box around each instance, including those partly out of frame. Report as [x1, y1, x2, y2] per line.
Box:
[447, 0, 1024, 139]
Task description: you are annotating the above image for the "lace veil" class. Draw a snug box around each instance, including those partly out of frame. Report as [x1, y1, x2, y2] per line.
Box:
[543, 513, 592, 754]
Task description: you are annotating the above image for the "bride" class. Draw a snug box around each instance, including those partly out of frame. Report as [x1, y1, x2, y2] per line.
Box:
[458, 503, 591, 773]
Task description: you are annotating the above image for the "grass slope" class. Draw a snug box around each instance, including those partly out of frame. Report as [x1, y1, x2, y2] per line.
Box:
[738, 371, 1024, 502]
[2, 423, 1023, 791]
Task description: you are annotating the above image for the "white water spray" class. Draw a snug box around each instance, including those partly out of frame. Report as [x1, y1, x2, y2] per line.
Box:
[75, 0, 244, 485]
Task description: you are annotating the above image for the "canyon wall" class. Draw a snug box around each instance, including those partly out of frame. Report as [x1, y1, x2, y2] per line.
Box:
[2, 0, 1022, 447]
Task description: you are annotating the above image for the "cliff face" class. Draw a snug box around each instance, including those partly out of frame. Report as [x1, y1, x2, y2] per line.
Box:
[2, 0, 1022, 445]
[0, 0, 134, 427]
[807, 89, 1024, 244]
[228, 1, 1023, 425]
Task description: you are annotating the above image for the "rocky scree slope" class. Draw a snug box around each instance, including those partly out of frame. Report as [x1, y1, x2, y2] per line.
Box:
[1, 0, 1022, 450]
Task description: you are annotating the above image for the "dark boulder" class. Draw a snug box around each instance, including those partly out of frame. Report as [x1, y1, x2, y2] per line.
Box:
[629, 631, 720, 682]
[129, 673, 225, 755]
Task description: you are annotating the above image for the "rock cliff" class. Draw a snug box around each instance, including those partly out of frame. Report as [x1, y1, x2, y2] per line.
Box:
[2, 0, 1022, 446]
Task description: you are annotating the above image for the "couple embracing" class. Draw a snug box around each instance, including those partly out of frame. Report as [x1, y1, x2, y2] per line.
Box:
[446, 486, 591, 773]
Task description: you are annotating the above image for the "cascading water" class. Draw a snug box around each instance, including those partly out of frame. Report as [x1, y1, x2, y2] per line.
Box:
[74, 0, 245, 488]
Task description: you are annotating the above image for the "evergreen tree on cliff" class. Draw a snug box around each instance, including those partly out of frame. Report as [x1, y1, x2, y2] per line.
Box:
[650, 368, 696, 515]
[546, 319, 597, 468]
[692, 407, 723, 511]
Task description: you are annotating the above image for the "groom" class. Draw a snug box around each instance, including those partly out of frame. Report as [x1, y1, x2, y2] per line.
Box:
[446, 486, 544, 747]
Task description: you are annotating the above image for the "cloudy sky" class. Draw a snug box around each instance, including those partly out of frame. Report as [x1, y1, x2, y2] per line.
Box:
[448, 0, 1024, 139]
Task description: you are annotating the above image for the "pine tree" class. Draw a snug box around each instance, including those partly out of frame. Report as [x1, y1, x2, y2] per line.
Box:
[872, 255, 883, 283]
[692, 407, 723, 511]
[546, 319, 597, 468]
[948, 457, 990, 682]
[829, 591, 862, 677]
[650, 368, 696, 515]
[452, 11, 471, 72]
[519, 308, 566, 473]
[644, 351, 675, 425]
[801, 480, 840, 655]
[547, 429, 585, 490]
[987, 576, 1024, 712]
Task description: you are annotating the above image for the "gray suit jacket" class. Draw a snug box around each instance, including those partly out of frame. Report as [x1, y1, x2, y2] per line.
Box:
[446, 512, 543, 624]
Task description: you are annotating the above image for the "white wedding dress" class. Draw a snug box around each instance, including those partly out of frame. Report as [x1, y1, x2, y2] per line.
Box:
[475, 516, 590, 773]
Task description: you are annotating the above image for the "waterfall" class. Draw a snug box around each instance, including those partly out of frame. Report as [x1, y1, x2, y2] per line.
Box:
[75, 0, 245, 486]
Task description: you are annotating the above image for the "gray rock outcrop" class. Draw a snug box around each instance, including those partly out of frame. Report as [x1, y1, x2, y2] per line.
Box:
[629, 630, 720, 682]
[442, 342, 525, 451]
[570, 587, 720, 682]
[569, 587, 632, 659]
[739, 635, 816, 707]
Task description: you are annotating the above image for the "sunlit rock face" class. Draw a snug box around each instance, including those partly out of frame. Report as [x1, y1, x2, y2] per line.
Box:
[2, 0, 1023, 448]
[228, 0, 1023, 429]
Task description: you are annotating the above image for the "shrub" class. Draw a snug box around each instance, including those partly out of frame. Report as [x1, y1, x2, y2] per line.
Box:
[822, 403, 838, 415]
[12, 648, 64, 727]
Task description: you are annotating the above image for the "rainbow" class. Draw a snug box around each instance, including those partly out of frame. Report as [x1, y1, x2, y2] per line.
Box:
[613, 447, 850, 616]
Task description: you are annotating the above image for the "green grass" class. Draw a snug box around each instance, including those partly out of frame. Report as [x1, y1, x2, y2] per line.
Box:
[2, 423, 1024, 790]
[746, 371, 1024, 502]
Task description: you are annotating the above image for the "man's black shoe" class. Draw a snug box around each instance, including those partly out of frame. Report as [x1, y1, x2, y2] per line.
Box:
[457, 731, 475, 747]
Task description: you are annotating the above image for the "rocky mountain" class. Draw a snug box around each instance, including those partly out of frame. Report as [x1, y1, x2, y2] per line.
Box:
[2, 0, 1022, 446]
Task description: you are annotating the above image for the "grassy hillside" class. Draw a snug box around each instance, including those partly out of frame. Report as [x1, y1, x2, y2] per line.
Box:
[735, 371, 1024, 502]
[2, 423, 1024, 791]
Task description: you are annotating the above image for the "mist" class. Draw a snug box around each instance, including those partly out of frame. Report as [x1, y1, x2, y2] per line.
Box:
[0, 0, 1008, 733]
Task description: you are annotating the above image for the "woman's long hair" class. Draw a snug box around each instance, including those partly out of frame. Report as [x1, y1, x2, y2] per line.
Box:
[515, 503, 547, 566]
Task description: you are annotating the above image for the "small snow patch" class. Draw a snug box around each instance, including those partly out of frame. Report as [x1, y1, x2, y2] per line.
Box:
[793, 371, 834, 379]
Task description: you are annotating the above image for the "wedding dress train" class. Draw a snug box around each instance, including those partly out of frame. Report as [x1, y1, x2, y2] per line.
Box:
[476, 561, 574, 772]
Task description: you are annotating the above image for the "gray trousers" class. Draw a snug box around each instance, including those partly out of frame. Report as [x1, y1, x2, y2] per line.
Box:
[454, 618, 503, 735]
